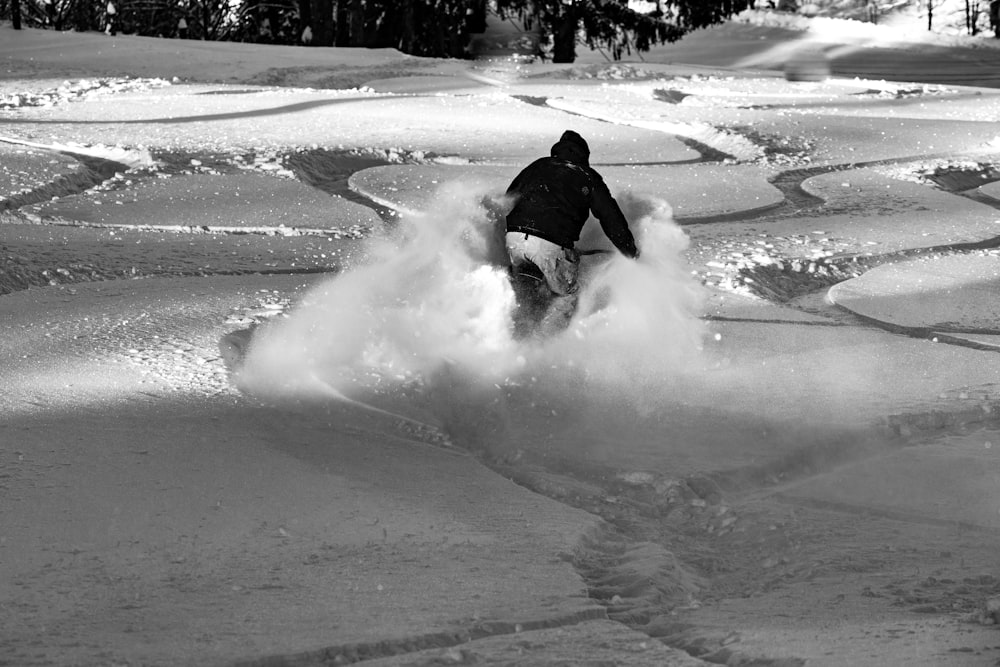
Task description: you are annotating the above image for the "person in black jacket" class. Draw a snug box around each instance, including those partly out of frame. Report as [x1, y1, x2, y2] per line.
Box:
[505, 130, 639, 336]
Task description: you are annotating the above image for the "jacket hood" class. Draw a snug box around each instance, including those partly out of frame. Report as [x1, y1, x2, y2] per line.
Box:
[550, 130, 590, 166]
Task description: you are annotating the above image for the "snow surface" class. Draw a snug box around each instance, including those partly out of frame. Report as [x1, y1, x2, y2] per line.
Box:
[4, 11, 1000, 666]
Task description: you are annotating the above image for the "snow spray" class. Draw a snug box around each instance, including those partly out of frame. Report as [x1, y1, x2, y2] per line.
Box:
[238, 181, 708, 441]
[238, 179, 519, 398]
[552, 191, 707, 390]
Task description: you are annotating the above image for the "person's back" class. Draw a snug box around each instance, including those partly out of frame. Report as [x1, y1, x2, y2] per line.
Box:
[505, 156, 594, 249]
[504, 130, 638, 337]
[506, 130, 637, 261]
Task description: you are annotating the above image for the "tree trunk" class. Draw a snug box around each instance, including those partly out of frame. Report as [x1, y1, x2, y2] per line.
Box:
[398, 0, 416, 53]
[311, 0, 333, 45]
[468, 0, 486, 33]
[298, 0, 311, 42]
[966, 0, 980, 34]
[11, 0, 21, 29]
[552, 8, 578, 63]
[72, 0, 94, 32]
[266, 4, 280, 41]
[350, 0, 364, 45]
[333, 0, 366, 47]
[928, 0, 933, 30]
[362, 0, 382, 47]
[334, 0, 348, 45]
[202, 1, 213, 39]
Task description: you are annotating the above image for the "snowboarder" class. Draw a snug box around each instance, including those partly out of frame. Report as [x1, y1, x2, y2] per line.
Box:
[504, 129, 639, 337]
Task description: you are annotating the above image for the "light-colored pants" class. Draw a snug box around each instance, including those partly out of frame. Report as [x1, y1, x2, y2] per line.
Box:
[505, 232, 580, 336]
[505, 232, 579, 296]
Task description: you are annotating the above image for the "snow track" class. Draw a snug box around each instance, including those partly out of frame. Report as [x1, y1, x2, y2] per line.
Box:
[6, 27, 1000, 665]
[0, 275, 318, 411]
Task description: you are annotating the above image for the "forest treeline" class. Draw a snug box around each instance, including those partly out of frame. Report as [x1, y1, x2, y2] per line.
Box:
[0, 0, 752, 63]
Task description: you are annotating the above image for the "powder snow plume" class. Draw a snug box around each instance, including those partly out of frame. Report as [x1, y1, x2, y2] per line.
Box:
[237, 180, 707, 418]
[238, 179, 518, 399]
[552, 191, 708, 392]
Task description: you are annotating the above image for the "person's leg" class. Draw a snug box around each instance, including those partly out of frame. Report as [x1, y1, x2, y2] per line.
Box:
[505, 232, 548, 337]
[536, 241, 579, 335]
[538, 292, 578, 335]
[506, 233, 580, 335]
[505, 232, 534, 276]
[507, 233, 579, 295]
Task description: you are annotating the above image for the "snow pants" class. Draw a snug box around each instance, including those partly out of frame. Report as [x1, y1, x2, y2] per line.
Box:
[505, 232, 580, 335]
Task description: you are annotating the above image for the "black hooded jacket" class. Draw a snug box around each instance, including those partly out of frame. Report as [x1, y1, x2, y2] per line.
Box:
[505, 131, 638, 258]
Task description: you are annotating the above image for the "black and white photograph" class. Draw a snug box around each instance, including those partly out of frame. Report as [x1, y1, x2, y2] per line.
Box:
[2, 1, 1000, 664]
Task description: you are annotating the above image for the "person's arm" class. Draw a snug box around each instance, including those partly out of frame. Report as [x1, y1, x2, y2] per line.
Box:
[506, 158, 548, 196]
[505, 169, 526, 196]
[590, 177, 639, 258]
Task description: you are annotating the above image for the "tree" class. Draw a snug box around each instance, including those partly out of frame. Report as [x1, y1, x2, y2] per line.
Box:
[194, 0, 235, 39]
[966, 0, 984, 34]
[332, 0, 362, 47]
[926, 0, 938, 30]
[388, 0, 476, 57]
[495, 0, 753, 63]
[11, 0, 22, 29]
[72, 0, 96, 31]
[308, 0, 332, 45]
[319, 0, 473, 57]
[0, 0, 744, 60]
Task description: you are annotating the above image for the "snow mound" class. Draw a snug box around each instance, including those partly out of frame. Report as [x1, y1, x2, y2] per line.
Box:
[539, 64, 662, 81]
[0, 77, 171, 110]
